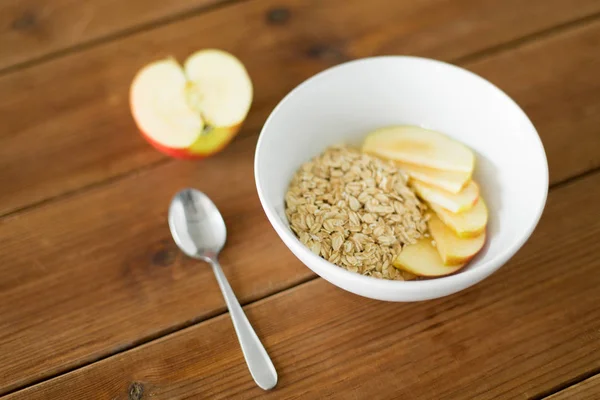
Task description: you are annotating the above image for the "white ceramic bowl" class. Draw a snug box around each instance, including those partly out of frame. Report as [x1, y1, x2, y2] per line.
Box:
[254, 56, 548, 302]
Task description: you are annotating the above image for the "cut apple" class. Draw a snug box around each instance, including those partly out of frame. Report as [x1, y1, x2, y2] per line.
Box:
[429, 197, 488, 238]
[400, 270, 419, 281]
[396, 162, 470, 193]
[428, 214, 486, 265]
[362, 126, 475, 173]
[130, 49, 252, 159]
[392, 238, 465, 277]
[412, 180, 479, 213]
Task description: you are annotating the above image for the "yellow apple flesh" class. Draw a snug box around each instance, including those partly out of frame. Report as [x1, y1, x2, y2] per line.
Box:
[412, 180, 479, 213]
[429, 197, 488, 238]
[392, 238, 465, 277]
[396, 162, 471, 193]
[362, 126, 475, 173]
[428, 214, 486, 265]
[130, 49, 252, 159]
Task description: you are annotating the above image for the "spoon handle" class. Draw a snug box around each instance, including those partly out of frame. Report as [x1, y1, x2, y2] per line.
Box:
[209, 259, 278, 390]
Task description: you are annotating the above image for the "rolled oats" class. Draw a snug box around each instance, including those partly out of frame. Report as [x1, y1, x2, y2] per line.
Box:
[285, 145, 428, 280]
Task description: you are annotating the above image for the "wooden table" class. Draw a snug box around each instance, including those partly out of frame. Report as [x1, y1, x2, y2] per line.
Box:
[1, 0, 599, 398]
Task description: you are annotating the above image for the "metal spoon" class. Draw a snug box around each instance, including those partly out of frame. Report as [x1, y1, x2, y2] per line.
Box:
[168, 188, 278, 390]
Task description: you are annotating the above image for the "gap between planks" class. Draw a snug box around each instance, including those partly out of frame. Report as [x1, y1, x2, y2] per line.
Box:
[453, 10, 600, 65]
[0, 0, 249, 77]
[2, 10, 600, 223]
[1, 3, 598, 79]
[3, 166, 599, 398]
[534, 366, 600, 399]
[0, 274, 319, 398]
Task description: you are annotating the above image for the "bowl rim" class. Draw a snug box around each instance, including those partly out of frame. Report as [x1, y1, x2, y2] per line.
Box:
[254, 55, 549, 292]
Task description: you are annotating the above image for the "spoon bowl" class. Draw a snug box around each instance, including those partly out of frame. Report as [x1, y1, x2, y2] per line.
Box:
[169, 189, 226, 260]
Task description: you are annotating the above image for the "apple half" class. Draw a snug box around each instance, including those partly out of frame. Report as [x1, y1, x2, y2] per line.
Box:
[130, 49, 252, 159]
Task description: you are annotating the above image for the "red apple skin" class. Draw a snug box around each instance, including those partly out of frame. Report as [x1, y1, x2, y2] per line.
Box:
[134, 110, 243, 159]
[140, 132, 203, 159]
[138, 127, 238, 159]
[129, 89, 244, 159]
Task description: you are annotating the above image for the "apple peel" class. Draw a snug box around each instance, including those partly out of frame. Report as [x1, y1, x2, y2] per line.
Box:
[130, 49, 252, 159]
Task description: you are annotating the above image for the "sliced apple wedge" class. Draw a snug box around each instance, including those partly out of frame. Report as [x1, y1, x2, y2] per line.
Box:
[412, 180, 479, 213]
[130, 49, 252, 159]
[396, 162, 471, 193]
[362, 126, 475, 173]
[428, 214, 486, 265]
[429, 197, 488, 238]
[392, 238, 465, 277]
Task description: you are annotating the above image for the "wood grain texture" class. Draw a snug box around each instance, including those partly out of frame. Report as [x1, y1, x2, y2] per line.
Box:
[2, 8, 600, 396]
[6, 171, 600, 400]
[0, 0, 230, 71]
[0, 135, 313, 395]
[548, 374, 600, 399]
[2, 0, 600, 216]
[465, 20, 600, 185]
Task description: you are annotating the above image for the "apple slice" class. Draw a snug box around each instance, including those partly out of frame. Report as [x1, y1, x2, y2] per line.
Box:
[392, 238, 464, 277]
[396, 162, 470, 193]
[429, 197, 488, 238]
[130, 49, 252, 159]
[362, 126, 475, 173]
[428, 214, 486, 265]
[412, 180, 479, 213]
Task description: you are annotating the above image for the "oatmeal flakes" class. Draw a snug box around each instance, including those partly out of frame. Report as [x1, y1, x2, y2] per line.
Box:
[285, 145, 428, 280]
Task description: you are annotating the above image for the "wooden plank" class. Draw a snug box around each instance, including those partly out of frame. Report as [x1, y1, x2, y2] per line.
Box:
[0, 0, 229, 71]
[547, 374, 600, 399]
[1, 10, 600, 396]
[5, 170, 600, 400]
[0, 135, 312, 395]
[465, 21, 600, 184]
[2, 0, 600, 216]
